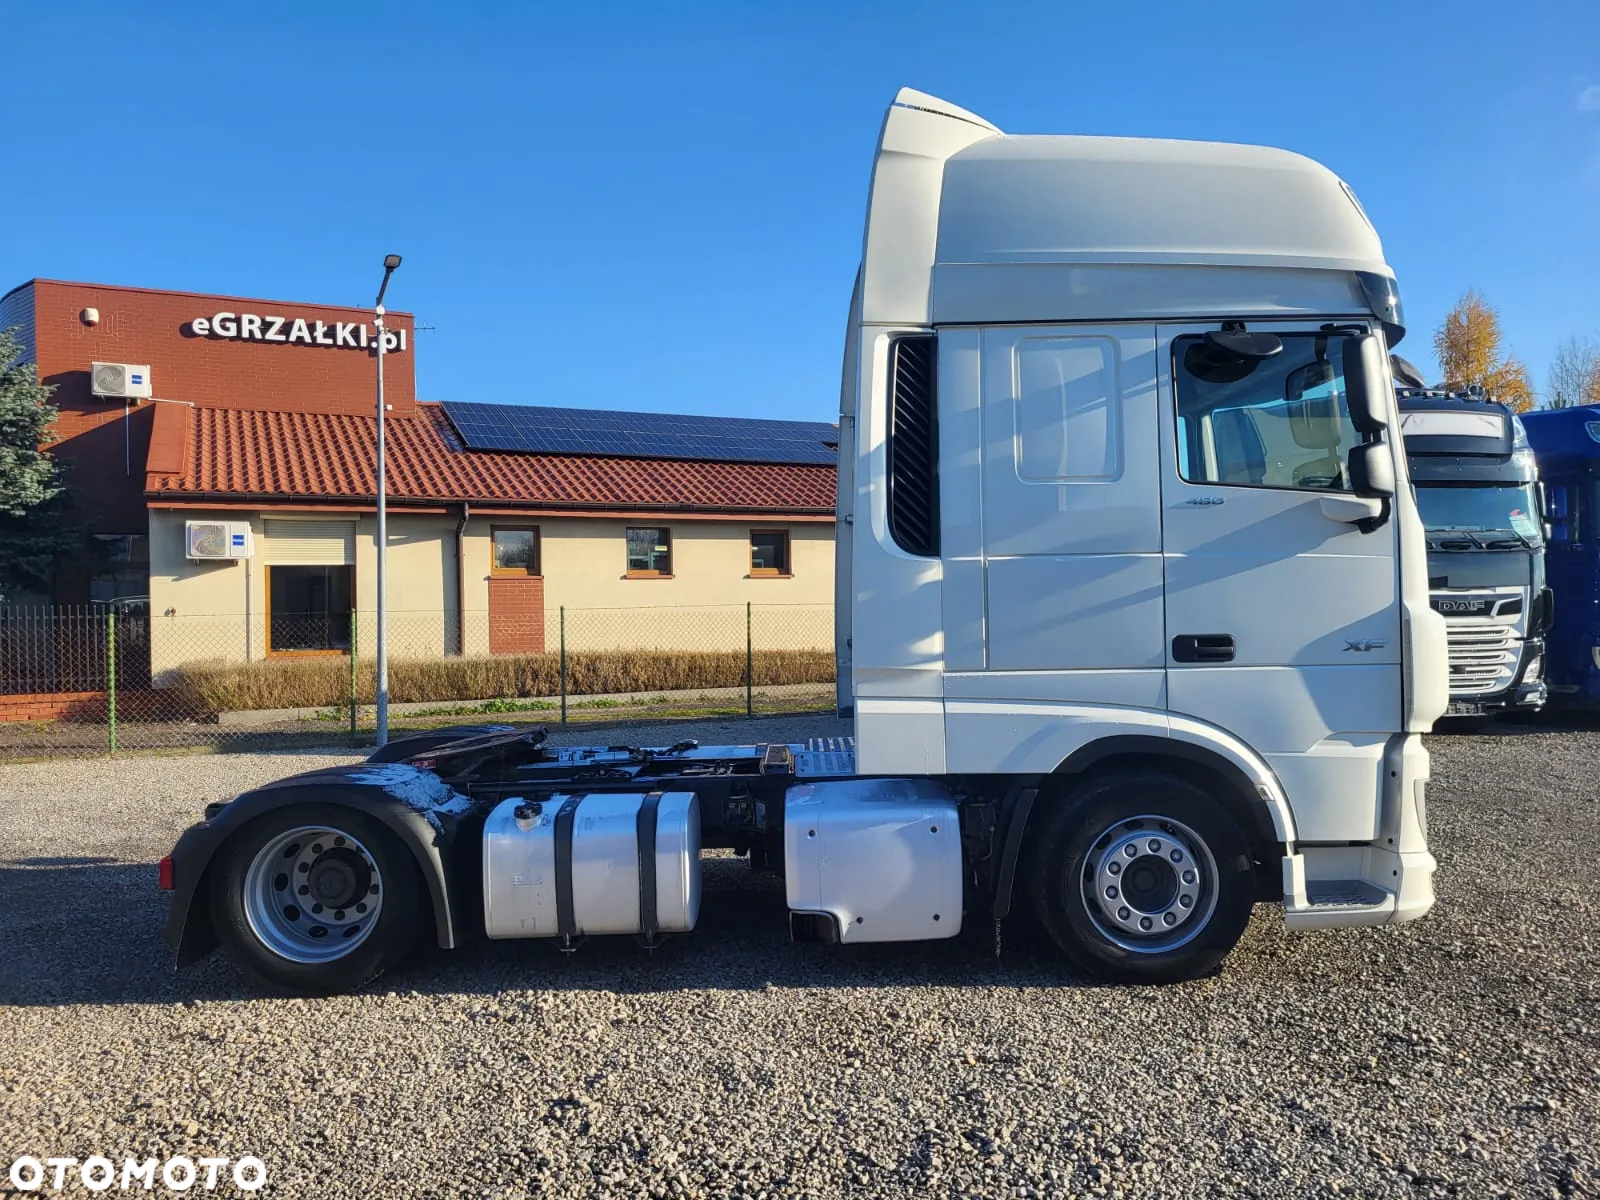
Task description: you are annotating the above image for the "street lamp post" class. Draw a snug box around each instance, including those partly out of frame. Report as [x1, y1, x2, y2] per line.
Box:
[373, 254, 401, 747]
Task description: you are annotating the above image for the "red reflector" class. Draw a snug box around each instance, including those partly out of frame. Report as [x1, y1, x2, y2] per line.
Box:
[158, 855, 174, 891]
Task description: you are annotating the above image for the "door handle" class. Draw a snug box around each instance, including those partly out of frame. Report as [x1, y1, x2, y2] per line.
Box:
[1172, 634, 1235, 664]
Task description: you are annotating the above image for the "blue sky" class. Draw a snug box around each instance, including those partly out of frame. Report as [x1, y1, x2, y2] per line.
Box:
[2, 2, 1597, 421]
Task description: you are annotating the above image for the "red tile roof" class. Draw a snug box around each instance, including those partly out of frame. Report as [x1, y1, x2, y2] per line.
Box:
[146, 402, 836, 515]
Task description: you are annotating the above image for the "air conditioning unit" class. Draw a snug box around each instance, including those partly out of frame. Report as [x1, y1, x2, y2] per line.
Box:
[186, 521, 254, 561]
[90, 362, 153, 400]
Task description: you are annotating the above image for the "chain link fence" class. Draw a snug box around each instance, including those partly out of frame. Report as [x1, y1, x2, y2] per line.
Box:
[0, 603, 836, 759]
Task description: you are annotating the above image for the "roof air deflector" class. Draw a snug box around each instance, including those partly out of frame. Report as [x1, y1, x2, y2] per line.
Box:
[890, 88, 1003, 134]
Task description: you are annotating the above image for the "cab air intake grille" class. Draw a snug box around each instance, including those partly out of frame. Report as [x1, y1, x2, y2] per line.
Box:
[887, 334, 938, 557]
[1445, 620, 1518, 695]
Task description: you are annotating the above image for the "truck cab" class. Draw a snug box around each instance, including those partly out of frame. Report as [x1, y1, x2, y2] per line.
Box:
[1396, 390, 1549, 717]
[1521, 404, 1600, 707]
[837, 89, 1446, 937]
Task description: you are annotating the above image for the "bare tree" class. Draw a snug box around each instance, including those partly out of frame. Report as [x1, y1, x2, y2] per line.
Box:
[1547, 335, 1600, 409]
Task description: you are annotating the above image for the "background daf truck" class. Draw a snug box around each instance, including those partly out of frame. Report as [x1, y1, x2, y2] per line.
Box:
[1395, 385, 1550, 717]
[1522, 403, 1600, 707]
[159, 89, 1448, 996]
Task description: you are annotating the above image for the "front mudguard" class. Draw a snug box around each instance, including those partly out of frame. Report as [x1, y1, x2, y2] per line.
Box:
[163, 780, 473, 967]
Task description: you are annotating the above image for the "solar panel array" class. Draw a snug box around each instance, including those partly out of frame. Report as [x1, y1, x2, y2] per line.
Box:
[440, 402, 838, 467]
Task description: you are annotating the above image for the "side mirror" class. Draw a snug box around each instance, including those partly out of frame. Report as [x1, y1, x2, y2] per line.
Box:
[1546, 484, 1569, 524]
[1348, 442, 1396, 498]
[1343, 333, 1389, 435]
[1284, 360, 1342, 449]
[1545, 485, 1569, 543]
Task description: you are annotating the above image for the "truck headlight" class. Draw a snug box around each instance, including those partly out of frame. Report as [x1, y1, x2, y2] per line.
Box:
[1524, 655, 1542, 684]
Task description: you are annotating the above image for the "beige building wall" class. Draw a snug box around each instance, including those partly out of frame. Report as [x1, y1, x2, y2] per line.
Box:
[460, 516, 834, 653]
[148, 508, 263, 677]
[149, 508, 834, 675]
[354, 514, 460, 661]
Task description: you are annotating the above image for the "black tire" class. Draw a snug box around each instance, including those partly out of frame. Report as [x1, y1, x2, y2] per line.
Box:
[209, 804, 420, 995]
[1026, 770, 1256, 985]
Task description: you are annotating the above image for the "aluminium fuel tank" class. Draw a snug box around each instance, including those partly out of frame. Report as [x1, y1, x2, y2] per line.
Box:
[483, 791, 701, 939]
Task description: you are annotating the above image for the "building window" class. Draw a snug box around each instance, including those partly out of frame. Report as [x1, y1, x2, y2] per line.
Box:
[491, 527, 541, 576]
[90, 534, 150, 605]
[750, 529, 791, 576]
[268, 565, 353, 654]
[626, 527, 672, 577]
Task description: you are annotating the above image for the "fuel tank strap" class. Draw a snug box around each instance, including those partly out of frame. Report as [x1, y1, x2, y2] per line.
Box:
[553, 794, 587, 938]
[636, 791, 664, 936]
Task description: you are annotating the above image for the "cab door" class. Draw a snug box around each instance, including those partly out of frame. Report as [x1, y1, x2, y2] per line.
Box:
[1157, 323, 1403, 840]
[976, 324, 1165, 680]
[1543, 469, 1599, 696]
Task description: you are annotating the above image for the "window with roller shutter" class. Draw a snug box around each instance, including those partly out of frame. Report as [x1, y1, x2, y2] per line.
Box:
[261, 520, 355, 565]
[262, 521, 355, 653]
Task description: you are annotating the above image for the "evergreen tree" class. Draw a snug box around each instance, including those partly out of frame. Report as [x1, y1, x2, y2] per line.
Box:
[0, 327, 80, 602]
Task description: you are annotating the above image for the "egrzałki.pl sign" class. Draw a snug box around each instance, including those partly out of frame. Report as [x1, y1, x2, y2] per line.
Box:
[187, 312, 407, 353]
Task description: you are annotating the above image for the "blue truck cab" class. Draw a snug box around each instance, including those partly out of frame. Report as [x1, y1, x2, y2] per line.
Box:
[1520, 404, 1600, 708]
[1397, 388, 1550, 716]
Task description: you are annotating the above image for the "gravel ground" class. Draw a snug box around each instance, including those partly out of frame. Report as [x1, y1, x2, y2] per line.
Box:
[1, 717, 1597, 1199]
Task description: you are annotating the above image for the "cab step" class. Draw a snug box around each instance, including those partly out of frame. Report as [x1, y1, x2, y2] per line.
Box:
[794, 736, 857, 778]
[1281, 853, 1398, 929]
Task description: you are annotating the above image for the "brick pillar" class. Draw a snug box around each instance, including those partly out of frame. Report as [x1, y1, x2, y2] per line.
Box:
[487, 577, 546, 654]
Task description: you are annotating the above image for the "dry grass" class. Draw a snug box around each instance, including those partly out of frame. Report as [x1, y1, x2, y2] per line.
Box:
[169, 650, 835, 714]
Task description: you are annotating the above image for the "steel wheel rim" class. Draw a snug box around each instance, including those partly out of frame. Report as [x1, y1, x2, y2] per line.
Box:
[1080, 814, 1218, 954]
[243, 825, 384, 964]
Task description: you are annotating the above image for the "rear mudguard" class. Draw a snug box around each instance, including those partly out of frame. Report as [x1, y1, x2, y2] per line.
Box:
[163, 763, 479, 967]
[363, 724, 515, 764]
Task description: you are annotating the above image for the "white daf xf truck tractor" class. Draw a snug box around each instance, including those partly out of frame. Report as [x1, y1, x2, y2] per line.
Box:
[159, 89, 1448, 995]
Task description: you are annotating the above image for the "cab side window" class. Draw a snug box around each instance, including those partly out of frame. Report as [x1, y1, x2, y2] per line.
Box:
[1015, 336, 1121, 481]
[1174, 334, 1360, 493]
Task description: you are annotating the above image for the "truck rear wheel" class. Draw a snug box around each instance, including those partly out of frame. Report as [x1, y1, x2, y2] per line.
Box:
[209, 805, 419, 995]
[1027, 771, 1255, 984]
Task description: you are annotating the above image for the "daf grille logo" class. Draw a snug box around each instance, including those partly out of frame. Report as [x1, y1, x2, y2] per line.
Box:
[1344, 639, 1387, 652]
[1436, 599, 1488, 614]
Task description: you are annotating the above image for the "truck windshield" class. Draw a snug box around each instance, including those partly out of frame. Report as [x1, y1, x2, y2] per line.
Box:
[1413, 483, 1543, 548]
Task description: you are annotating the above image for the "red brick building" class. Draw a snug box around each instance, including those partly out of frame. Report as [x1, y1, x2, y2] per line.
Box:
[0, 279, 836, 668]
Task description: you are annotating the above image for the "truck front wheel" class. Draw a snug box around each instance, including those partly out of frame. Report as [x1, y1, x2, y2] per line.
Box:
[209, 805, 420, 995]
[1027, 771, 1255, 984]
